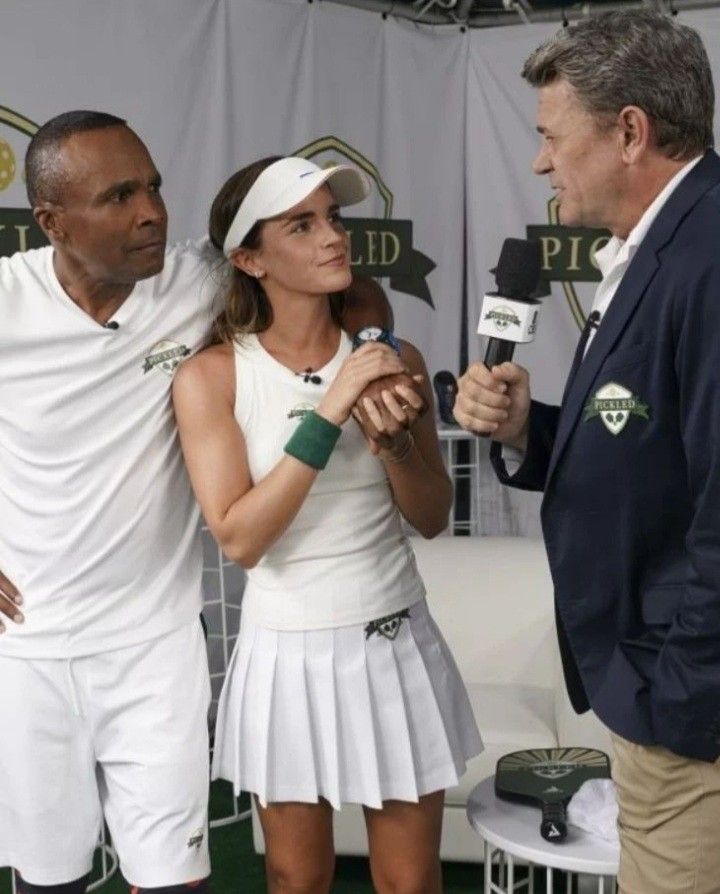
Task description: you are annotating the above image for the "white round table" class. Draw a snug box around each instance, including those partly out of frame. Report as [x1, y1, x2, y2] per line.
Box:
[467, 776, 619, 894]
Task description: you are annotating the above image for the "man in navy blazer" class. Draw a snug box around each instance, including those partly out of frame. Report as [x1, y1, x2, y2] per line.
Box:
[455, 11, 720, 893]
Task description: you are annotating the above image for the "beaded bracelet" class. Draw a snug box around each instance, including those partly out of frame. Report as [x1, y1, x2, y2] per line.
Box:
[284, 410, 342, 470]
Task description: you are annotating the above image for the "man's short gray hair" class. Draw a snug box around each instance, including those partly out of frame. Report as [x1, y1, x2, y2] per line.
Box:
[522, 11, 714, 159]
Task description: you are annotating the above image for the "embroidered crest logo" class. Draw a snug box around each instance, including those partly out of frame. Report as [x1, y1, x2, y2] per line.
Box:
[288, 402, 315, 420]
[483, 306, 521, 332]
[142, 340, 191, 375]
[365, 609, 410, 641]
[583, 382, 650, 435]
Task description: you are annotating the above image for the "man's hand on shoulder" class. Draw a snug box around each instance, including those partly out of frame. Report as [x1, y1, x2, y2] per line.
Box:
[454, 361, 531, 451]
[0, 569, 23, 634]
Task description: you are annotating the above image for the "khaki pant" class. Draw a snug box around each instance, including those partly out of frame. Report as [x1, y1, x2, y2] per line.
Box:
[611, 733, 720, 894]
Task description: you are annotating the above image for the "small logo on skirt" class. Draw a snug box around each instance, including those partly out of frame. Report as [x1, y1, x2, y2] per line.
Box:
[365, 609, 410, 641]
[187, 828, 204, 850]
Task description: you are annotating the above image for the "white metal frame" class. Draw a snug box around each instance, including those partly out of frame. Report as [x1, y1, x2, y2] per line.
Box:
[202, 535, 252, 829]
[10, 828, 118, 893]
[437, 425, 483, 534]
[483, 841, 616, 894]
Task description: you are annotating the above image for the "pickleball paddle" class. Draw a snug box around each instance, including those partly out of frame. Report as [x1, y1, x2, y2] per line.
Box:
[495, 747, 611, 843]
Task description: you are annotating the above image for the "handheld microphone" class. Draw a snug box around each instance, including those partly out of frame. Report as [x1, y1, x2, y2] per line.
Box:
[477, 238, 542, 368]
[433, 370, 458, 425]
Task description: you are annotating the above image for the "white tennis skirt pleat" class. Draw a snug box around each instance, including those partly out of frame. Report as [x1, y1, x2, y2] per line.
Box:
[212, 599, 482, 809]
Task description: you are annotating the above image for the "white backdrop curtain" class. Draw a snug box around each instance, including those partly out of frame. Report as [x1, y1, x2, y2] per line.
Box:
[2, 0, 720, 543]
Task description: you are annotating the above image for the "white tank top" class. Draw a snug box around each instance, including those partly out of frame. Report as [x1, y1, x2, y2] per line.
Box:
[234, 331, 425, 630]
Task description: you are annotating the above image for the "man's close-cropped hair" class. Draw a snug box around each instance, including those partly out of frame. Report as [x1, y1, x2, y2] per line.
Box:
[522, 10, 714, 159]
[25, 110, 127, 207]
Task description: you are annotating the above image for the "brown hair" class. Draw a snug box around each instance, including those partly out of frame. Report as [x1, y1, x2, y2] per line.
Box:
[208, 156, 345, 344]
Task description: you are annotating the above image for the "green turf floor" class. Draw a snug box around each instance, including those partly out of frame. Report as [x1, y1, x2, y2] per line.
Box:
[0, 781, 578, 892]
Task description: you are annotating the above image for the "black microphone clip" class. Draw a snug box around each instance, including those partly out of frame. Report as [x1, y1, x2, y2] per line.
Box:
[104, 320, 120, 330]
[433, 370, 458, 426]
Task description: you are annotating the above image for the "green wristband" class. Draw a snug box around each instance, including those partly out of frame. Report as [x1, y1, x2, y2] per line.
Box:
[284, 411, 342, 470]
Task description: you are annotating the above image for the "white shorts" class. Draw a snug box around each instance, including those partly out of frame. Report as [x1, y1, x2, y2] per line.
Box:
[0, 620, 211, 887]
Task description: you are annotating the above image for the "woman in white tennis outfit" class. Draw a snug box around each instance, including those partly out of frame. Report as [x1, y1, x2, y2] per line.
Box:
[173, 156, 481, 894]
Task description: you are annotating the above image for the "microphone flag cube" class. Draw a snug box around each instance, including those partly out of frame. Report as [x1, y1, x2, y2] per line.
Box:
[477, 293, 539, 345]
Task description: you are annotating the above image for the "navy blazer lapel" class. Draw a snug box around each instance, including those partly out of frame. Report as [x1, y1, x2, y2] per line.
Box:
[545, 151, 720, 489]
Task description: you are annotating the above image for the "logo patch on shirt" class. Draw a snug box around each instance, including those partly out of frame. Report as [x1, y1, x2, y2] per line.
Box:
[288, 402, 315, 420]
[142, 340, 191, 376]
[583, 381, 650, 435]
[483, 306, 521, 332]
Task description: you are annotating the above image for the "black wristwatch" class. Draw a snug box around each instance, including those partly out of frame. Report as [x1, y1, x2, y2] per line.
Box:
[351, 326, 401, 355]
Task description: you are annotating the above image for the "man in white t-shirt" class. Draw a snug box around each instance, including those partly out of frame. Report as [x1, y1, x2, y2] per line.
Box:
[0, 110, 217, 894]
[0, 111, 398, 893]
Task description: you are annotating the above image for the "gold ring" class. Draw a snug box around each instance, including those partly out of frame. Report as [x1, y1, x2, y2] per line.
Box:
[400, 403, 412, 411]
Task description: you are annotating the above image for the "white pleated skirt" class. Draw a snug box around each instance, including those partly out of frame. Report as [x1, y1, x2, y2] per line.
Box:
[212, 599, 482, 810]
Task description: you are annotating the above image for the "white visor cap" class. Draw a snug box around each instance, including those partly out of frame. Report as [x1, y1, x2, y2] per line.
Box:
[222, 156, 369, 257]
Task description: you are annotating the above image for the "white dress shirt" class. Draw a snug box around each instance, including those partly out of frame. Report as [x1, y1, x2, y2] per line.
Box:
[583, 155, 702, 354]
